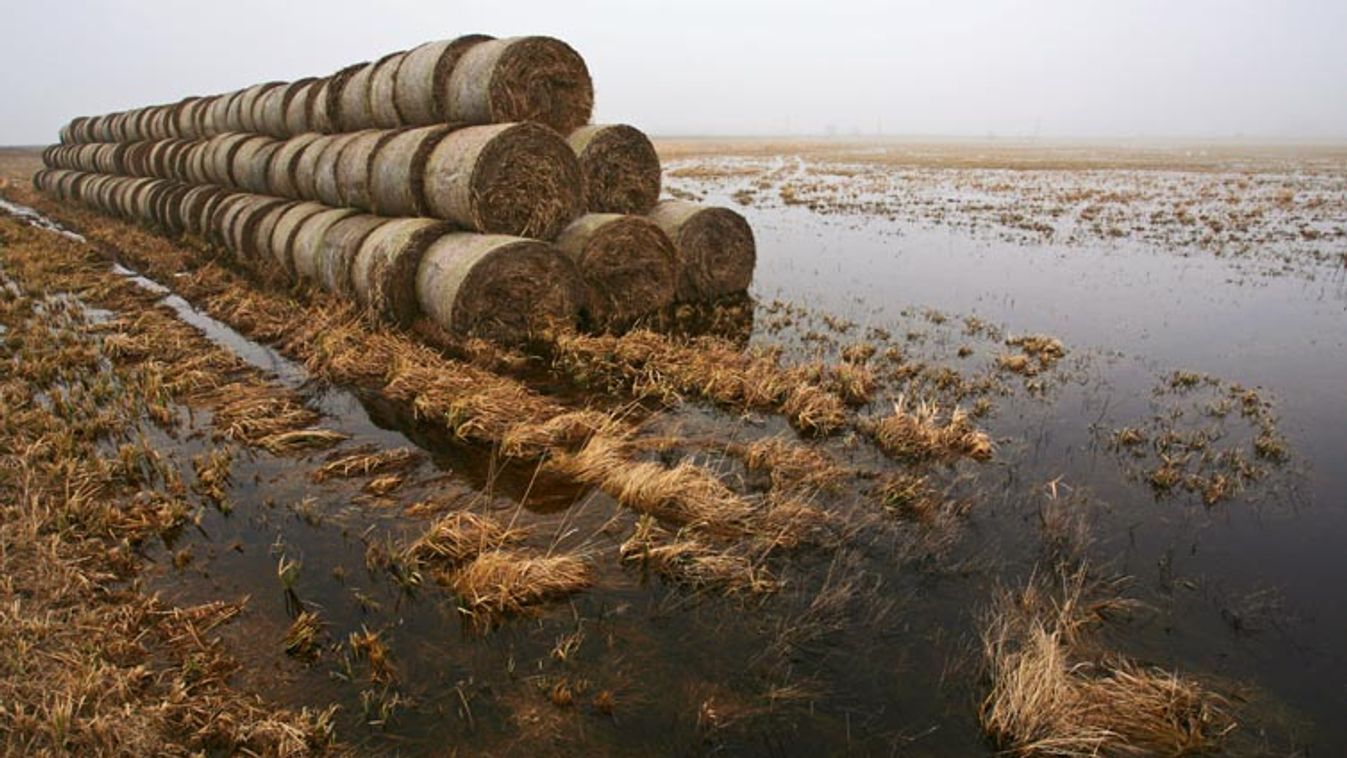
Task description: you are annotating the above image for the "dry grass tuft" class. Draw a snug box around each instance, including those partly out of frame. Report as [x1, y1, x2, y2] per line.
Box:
[620, 516, 777, 593]
[409, 511, 525, 565]
[980, 565, 1235, 756]
[284, 610, 325, 661]
[860, 395, 994, 462]
[449, 550, 593, 621]
[312, 447, 422, 481]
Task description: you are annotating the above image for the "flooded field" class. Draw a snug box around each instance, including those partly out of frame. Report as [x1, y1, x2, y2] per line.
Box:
[2, 138, 1345, 754]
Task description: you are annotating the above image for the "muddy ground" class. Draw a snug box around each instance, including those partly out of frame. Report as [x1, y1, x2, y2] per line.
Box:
[2, 138, 1344, 754]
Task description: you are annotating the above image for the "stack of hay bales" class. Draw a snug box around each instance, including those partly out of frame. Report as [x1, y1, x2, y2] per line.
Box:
[36, 34, 756, 343]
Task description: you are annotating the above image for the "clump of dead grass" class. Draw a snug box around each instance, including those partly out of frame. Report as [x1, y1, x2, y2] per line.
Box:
[980, 565, 1236, 756]
[408, 511, 525, 565]
[620, 516, 777, 593]
[860, 395, 994, 462]
[312, 446, 422, 482]
[449, 550, 593, 621]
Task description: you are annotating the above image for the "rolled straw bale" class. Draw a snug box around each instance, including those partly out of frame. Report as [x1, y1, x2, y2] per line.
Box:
[252, 199, 302, 266]
[335, 129, 396, 209]
[180, 185, 225, 236]
[291, 207, 360, 282]
[204, 133, 252, 186]
[369, 124, 449, 216]
[231, 136, 280, 194]
[646, 201, 757, 302]
[228, 196, 289, 264]
[568, 124, 661, 214]
[416, 232, 584, 342]
[283, 79, 320, 136]
[241, 82, 283, 133]
[368, 52, 408, 128]
[174, 97, 203, 139]
[351, 217, 452, 325]
[308, 78, 335, 133]
[314, 132, 365, 207]
[324, 64, 365, 132]
[446, 36, 592, 133]
[183, 142, 210, 185]
[267, 132, 323, 199]
[292, 134, 339, 201]
[314, 213, 387, 296]
[393, 35, 493, 125]
[257, 85, 290, 138]
[207, 193, 247, 247]
[554, 213, 677, 326]
[336, 62, 377, 131]
[223, 90, 248, 133]
[269, 201, 331, 276]
[422, 122, 582, 238]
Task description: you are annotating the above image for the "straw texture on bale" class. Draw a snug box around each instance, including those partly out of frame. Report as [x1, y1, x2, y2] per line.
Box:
[335, 62, 377, 132]
[283, 79, 320, 136]
[393, 35, 494, 125]
[567, 124, 661, 214]
[368, 125, 450, 217]
[334, 129, 395, 210]
[267, 133, 323, 199]
[445, 36, 593, 133]
[292, 207, 360, 282]
[230, 136, 279, 194]
[554, 213, 676, 327]
[351, 218, 452, 326]
[324, 64, 365, 132]
[251, 200, 301, 266]
[367, 52, 408, 128]
[269, 202, 332, 275]
[416, 233, 584, 343]
[314, 214, 388, 296]
[422, 122, 582, 238]
[313, 132, 363, 207]
[647, 200, 757, 302]
[292, 134, 338, 201]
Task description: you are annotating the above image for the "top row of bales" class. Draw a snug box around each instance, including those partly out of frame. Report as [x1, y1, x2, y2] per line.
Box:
[58, 35, 592, 144]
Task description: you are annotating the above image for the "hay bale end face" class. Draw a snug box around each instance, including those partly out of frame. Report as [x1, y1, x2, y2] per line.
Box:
[416, 233, 584, 343]
[351, 217, 453, 326]
[446, 36, 593, 134]
[422, 122, 582, 238]
[647, 200, 757, 302]
[554, 213, 676, 327]
[568, 124, 662, 214]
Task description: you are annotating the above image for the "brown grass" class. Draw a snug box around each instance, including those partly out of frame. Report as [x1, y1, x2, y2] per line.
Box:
[860, 395, 994, 462]
[408, 511, 524, 565]
[312, 446, 422, 482]
[980, 565, 1235, 756]
[449, 550, 593, 621]
[620, 516, 776, 594]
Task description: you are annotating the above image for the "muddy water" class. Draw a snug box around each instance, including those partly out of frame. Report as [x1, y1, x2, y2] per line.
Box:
[8, 186, 1347, 752]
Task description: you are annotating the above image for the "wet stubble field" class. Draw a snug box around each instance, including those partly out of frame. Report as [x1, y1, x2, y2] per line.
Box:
[2, 139, 1344, 754]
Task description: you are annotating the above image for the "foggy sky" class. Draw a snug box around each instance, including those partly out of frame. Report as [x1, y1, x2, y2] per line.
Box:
[3, 0, 1345, 145]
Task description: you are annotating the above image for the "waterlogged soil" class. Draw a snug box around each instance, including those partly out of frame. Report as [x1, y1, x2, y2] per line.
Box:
[5, 140, 1347, 753]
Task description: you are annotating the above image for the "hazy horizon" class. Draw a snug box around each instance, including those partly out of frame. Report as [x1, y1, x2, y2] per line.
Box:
[2, 0, 1345, 145]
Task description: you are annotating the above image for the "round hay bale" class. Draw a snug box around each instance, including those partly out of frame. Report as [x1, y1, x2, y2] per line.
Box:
[267, 133, 323, 199]
[422, 122, 582, 238]
[314, 131, 365, 207]
[230, 136, 280, 194]
[223, 90, 248, 132]
[314, 214, 387, 295]
[180, 185, 224, 236]
[257, 85, 290, 138]
[252, 199, 302, 267]
[554, 213, 677, 327]
[324, 64, 365, 132]
[368, 51, 408, 128]
[228, 197, 288, 264]
[351, 217, 452, 325]
[204, 133, 252, 186]
[334, 129, 395, 210]
[175, 97, 203, 139]
[283, 78, 320, 136]
[416, 232, 584, 343]
[393, 35, 493, 125]
[647, 200, 757, 302]
[240, 82, 284, 133]
[308, 78, 335, 133]
[207, 193, 248, 246]
[269, 201, 331, 276]
[183, 142, 210, 185]
[291, 207, 360, 282]
[369, 124, 449, 216]
[292, 134, 339, 201]
[336, 62, 377, 132]
[568, 124, 661, 214]
[446, 36, 592, 133]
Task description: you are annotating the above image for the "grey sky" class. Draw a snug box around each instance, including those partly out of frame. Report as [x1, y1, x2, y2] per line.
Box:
[3, 0, 1345, 144]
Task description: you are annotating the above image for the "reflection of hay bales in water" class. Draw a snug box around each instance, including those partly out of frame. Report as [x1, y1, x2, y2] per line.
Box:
[647, 200, 756, 302]
[553, 213, 675, 328]
[415, 232, 584, 343]
[567, 124, 661, 214]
